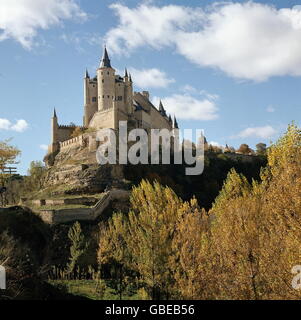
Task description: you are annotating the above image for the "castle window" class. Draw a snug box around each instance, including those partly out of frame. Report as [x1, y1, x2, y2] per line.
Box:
[107, 95, 110, 98]
[103, 95, 104, 98]
[92, 97, 97, 102]
[102, 79, 104, 83]
[117, 96, 122, 101]
[107, 72, 109, 75]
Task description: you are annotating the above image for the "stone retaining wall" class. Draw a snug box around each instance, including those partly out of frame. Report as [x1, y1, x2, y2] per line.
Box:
[38, 189, 130, 224]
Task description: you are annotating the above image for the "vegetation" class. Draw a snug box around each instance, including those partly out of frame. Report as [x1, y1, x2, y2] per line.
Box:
[1, 125, 301, 300]
[0, 139, 20, 170]
[97, 124, 301, 299]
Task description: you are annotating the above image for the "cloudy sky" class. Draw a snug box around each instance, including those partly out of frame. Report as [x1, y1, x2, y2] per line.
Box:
[1, 0, 301, 174]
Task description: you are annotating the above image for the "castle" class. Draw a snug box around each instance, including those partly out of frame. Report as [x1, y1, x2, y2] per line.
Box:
[47, 47, 178, 160]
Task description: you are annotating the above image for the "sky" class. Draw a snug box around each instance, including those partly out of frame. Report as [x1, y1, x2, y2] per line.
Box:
[0, 0, 301, 174]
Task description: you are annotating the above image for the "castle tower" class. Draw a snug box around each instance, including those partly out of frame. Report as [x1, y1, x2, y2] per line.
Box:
[83, 69, 90, 126]
[124, 70, 133, 114]
[83, 69, 98, 127]
[97, 47, 116, 111]
[51, 108, 58, 144]
[50, 108, 59, 153]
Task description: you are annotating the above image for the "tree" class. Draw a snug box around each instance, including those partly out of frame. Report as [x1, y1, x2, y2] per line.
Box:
[67, 222, 88, 275]
[124, 180, 183, 299]
[0, 139, 20, 170]
[171, 199, 211, 299]
[237, 143, 253, 155]
[213, 168, 251, 209]
[27, 161, 46, 190]
[256, 143, 267, 156]
[98, 213, 129, 299]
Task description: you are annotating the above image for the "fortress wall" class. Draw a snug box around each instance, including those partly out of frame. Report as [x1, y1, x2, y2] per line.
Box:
[134, 109, 151, 129]
[60, 135, 84, 150]
[150, 107, 172, 130]
[89, 108, 115, 129]
[57, 126, 75, 142]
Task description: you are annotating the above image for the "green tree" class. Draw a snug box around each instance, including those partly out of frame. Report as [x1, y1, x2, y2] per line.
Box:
[256, 143, 267, 156]
[27, 161, 46, 190]
[67, 222, 88, 275]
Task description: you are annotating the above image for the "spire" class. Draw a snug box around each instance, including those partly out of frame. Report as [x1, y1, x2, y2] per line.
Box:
[173, 116, 178, 129]
[100, 46, 112, 68]
[53, 108, 57, 118]
[85, 69, 90, 78]
[129, 73, 132, 82]
[168, 114, 172, 123]
[159, 100, 167, 116]
[125, 68, 128, 78]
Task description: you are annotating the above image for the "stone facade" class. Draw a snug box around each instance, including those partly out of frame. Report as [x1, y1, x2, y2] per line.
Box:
[46, 47, 178, 159]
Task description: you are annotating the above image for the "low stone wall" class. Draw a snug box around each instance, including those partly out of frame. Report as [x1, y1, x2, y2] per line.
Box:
[38, 189, 130, 224]
[31, 196, 98, 207]
[40, 208, 93, 224]
[60, 135, 84, 150]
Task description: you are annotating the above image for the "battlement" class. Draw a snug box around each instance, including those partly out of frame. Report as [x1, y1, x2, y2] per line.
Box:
[58, 124, 84, 129]
[60, 135, 84, 150]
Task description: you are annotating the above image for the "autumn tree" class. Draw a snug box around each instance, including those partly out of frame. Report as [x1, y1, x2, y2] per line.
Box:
[98, 213, 129, 299]
[0, 139, 20, 171]
[171, 199, 211, 299]
[237, 143, 253, 155]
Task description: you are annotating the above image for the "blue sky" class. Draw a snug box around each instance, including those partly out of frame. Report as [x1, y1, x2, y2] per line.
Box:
[0, 0, 301, 174]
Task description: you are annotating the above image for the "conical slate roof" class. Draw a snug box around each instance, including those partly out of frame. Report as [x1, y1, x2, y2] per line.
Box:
[100, 47, 112, 68]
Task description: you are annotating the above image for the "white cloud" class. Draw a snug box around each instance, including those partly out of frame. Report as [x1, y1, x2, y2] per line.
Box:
[129, 68, 175, 88]
[0, 118, 29, 132]
[0, 119, 12, 130]
[11, 119, 29, 132]
[236, 125, 277, 139]
[40, 144, 48, 151]
[180, 85, 198, 94]
[106, 2, 301, 81]
[0, 0, 87, 49]
[153, 94, 218, 121]
[267, 105, 275, 113]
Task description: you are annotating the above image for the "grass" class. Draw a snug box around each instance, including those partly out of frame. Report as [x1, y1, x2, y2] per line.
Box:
[48, 279, 141, 300]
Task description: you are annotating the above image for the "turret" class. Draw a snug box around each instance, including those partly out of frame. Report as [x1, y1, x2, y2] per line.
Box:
[83, 68, 98, 126]
[173, 116, 179, 129]
[159, 100, 167, 117]
[124, 71, 133, 114]
[97, 47, 115, 111]
[50, 108, 60, 153]
[51, 108, 58, 144]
